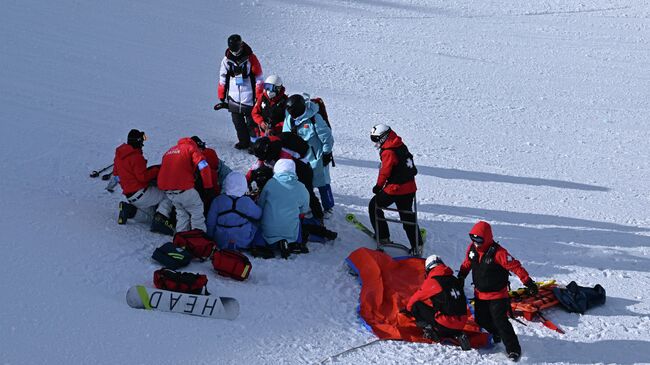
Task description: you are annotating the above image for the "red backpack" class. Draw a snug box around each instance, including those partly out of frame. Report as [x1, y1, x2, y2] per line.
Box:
[212, 249, 252, 281]
[153, 268, 209, 295]
[173, 229, 216, 260]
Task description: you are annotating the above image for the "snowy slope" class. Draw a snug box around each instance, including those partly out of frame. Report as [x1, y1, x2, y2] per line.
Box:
[1, 0, 650, 364]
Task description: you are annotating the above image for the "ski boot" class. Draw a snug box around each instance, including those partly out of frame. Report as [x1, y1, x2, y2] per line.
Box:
[492, 334, 501, 344]
[421, 325, 440, 342]
[289, 242, 309, 254]
[118, 202, 137, 225]
[150, 212, 175, 236]
[456, 333, 471, 351]
[507, 351, 521, 362]
[278, 240, 290, 259]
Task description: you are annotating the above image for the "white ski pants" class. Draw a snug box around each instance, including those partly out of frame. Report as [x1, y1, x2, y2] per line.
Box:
[127, 186, 173, 223]
[165, 188, 206, 232]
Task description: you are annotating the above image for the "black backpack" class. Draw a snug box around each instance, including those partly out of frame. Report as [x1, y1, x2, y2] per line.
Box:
[151, 242, 193, 270]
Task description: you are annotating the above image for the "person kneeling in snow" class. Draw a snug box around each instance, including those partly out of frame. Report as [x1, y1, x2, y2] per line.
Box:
[256, 159, 310, 258]
[404, 254, 471, 351]
[190, 136, 232, 214]
[457, 221, 538, 362]
[206, 172, 262, 250]
[113, 129, 174, 235]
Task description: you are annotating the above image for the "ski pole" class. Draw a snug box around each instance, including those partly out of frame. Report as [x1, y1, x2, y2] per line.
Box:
[90, 163, 114, 178]
[319, 339, 384, 364]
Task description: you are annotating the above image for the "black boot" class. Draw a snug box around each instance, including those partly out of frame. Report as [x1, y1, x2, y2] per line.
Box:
[250, 246, 275, 259]
[288, 242, 309, 254]
[323, 229, 338, 241]
[278, 240, 290, 259]
[507, 351, 521, 362]
[421, 325, 440, 342]
[456, 333, 471, 351]
[118, 202, 137, 225]
[150, 212, 175, 236]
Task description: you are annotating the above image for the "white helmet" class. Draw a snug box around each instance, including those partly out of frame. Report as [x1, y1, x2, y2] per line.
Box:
[370, 124, 391, 148]
[264, 75, 283, 99]
[425, 254, 443, 272]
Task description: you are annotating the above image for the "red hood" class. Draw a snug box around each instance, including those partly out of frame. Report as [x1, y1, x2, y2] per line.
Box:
[381, 131, 404, 149]
[115, 143, 141, 160]
[177, 137, 198, 148]
[469, 221, 494, 252]
[427, 263, 454, 277]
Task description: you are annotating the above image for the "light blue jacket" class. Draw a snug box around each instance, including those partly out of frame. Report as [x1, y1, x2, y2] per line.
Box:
[282, 100, 334, 187]
[258, 172, 310, 244]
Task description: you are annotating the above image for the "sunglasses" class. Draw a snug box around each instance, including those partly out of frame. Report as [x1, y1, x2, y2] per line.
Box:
[469, 234, 484, 244]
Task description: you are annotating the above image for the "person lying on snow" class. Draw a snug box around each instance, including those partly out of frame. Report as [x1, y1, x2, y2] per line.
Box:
[403, 254, 472, 351]
[206, 172, 262, 251]
[254, 159, 310, 259]
[113, 129, 174, 235]
[190, 136, 232, 215]
[458, 221, 539, 362]
[367, 124, 423, 255]
[158, 137, 214, 233]
[249, 136, 337, 242]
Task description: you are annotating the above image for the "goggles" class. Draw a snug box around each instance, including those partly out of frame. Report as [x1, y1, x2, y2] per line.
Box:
[469, 234, 484, 244]
[264, 83, 280, 93]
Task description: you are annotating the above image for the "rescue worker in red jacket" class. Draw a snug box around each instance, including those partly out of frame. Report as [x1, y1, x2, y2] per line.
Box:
[158, 138, 214, 232]
[405, 254, 471, 351]
[113, 129, 174, 235]
[458, 221, 539, 362]
[190, 136, 233, 214]
[251, 75, 287, 137]
[368, 124, 423, 255]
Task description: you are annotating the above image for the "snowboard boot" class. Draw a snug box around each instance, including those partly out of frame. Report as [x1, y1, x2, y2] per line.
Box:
[118, 202, 137, 225]
[323, 229, 338, 241]
[492, 334, 501, 344]
[289, 242, 309, 254]
[278, 240, 290, 259]
[150, 212, 175, 236]
[456, 333, 471, 351]
[507, 351, 521, 362]
[250, 246, 275, 259]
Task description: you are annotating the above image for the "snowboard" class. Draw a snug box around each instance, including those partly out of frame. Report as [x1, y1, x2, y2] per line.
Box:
[345, 213, 426, 256]
[126, 285, 239, 320]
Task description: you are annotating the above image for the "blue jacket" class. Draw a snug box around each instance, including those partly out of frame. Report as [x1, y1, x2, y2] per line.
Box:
[282, 100, 334, 187]
[206, 194, 262, 249]
[258, 172, 310, 244]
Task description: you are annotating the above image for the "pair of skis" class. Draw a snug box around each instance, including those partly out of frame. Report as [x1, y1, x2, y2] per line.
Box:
[345, 213, 426, 257]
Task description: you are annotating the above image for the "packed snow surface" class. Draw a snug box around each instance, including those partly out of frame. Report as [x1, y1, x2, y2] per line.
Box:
[1, 0, 649, 364]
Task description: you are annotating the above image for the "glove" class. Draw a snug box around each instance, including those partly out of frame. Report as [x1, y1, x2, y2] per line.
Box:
[372, 185, 383, 195]
[457, 274, 466, 291]
[399, 308, 413, 317]
[525, 278, 539, 296]
[213, 102, 227, 110]
[322, 152, 333, 167]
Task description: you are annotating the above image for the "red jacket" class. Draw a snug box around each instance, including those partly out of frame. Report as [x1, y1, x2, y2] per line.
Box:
[158, 138, 213, 191]
[251, 90, 286, 136]
[377, 131, 417, 195]
[406, 264, 468, 331]
[113, 144, 158, 195]
[202, 147, 221, 195]
[458, 221, 531, 300]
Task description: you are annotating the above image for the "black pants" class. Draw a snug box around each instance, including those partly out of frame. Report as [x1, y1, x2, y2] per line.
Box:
[294, 159, 324, 220]
[474, 298, 521, 354]
[411, 301, 462, 338]
[230, 111, 255, 146]
[368, 192, 422, 249]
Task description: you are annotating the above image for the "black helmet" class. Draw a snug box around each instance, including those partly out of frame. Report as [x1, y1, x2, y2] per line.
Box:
[127, 129, 146, 149]
[286, 94, 306, 119]
[190, 136, 206, 150]
[253, 137, 281, 161]
[249, 165, 274, 193]
[228, 34, 242, 54]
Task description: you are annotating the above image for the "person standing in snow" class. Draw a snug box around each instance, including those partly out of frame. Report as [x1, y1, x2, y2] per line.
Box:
[157, 138, 214, 233]
[283, 94, 335, 218]
[206, 172, 262, 250]
[457, 221, 539, 362]
[368, 124, 423, 255]
[257, 159, 310, 258]
[404, 254, 471, 351]
[216, 34, 264, 152]
[251, 75, 287, 137]
[113, 129, 174, 235]
[190, 136, 232, 214]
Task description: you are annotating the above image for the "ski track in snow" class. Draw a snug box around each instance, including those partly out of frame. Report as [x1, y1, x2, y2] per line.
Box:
[1, 0, 650, 364]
